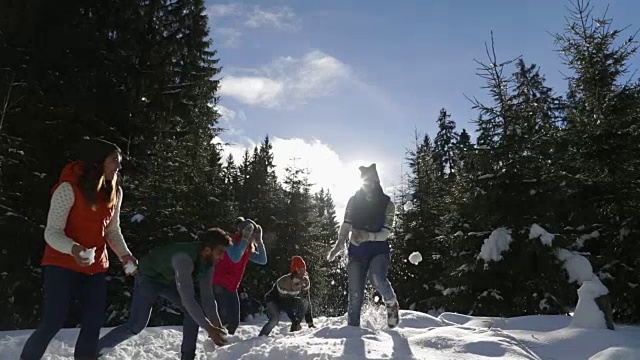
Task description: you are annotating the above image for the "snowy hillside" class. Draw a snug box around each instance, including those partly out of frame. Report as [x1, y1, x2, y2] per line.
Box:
[2, 307, 640, 360]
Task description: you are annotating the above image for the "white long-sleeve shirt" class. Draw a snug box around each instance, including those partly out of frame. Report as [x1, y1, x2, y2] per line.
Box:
[44, 182, 131, 258]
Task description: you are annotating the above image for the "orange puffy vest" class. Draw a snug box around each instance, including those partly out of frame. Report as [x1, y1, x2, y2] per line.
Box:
[41, 161, 115, 274]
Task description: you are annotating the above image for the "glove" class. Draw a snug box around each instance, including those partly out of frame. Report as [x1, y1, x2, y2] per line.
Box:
[252, 225, 264, 243]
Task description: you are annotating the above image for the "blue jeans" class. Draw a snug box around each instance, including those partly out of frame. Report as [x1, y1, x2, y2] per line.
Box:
[213, 285, 240, 335]
[97, 275, 200, 360]
[347, 253, 396, 327]
[259, 298, 309, 336]
[20, 265, 107, 360]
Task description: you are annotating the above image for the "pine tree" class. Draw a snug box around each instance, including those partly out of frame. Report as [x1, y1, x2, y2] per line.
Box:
[215, 154, 241, 225]
[229, 138, 283, 299]
[440, 35, 574, 317]
[393, 131, 447, 312]
[554, 0, 640, 322]
[0, 0, 126, 329]
[307, 189, 344, 316]
[277, 163, 313, 260]
[433, 108, 460, 178]
[0, 0, 229, 329]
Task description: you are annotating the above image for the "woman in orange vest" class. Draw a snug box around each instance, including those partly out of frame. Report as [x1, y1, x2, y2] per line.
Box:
[20, 138, 137, 360]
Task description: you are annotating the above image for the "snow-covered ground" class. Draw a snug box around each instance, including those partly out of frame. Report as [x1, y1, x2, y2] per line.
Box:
[2, 306, 640, 360]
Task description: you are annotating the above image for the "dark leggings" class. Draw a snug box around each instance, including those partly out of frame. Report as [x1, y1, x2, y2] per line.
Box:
[259, 298, 309, 336]
[20, 266, 107, 360]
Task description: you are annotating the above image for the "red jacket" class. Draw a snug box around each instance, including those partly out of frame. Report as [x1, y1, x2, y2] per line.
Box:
[212, 233, 253, 292]
[41, 161, 115, 274]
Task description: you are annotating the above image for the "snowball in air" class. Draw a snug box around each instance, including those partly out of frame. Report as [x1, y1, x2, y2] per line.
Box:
[403, 201, 414, 211]
[409, 252, 423, 265]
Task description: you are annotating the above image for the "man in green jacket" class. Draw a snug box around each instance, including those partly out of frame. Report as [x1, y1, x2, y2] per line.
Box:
[97, 227, 233, 360]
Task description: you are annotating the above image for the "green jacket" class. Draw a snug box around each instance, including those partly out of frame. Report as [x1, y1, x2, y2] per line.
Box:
[138, 242, 210, 284]
[137, 241, 220, 330]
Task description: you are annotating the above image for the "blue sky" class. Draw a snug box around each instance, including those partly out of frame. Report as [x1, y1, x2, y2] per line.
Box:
[207, 0, 639, 218]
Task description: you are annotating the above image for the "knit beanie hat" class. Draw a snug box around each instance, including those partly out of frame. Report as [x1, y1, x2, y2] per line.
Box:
[359, 163, 380, 183]
[77, 138, 121, 167]
[291, 256, 306, 273]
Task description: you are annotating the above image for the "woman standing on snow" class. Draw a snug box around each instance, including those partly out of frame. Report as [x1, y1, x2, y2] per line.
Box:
[327, 163, 400, 329]
[212, 217, 267, 335]
[259, 256, 315, 336]
[20, 138, 137, 360]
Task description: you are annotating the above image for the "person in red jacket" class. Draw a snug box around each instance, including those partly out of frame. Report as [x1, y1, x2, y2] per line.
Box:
[212, 217, 267, 335]
[20, 138, 137, 360]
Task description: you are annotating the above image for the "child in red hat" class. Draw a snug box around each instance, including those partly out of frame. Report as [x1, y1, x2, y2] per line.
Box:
[259, 256, 315, 336]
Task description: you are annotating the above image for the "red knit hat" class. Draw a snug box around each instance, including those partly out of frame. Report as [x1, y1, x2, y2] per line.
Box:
[291, 256, 306, 273]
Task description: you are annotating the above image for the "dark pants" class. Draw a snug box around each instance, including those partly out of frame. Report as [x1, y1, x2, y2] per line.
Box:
[213, 285, 240, 335]
[259, 297, 309, 336]
[20, 265, 107, 360]
[96, 275, 200, 360]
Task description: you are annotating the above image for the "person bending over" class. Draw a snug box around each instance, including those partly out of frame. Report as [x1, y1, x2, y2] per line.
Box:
[97, 228, 232, 360]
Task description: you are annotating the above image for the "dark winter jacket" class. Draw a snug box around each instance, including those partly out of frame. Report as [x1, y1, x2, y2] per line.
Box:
[265, 273, 314, 324]
[346, 190, 394, 259]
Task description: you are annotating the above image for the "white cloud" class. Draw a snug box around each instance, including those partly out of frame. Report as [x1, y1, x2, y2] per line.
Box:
[214, 136, 394, 222]
[216, 27, 242, 48]
[208, 4, 298, 47]
[219, 50, 350, 108]
[209, 4, 299, 30]
[219, 76, 284, 106]
[208, 4, 242, 17]
[213, 104, 247, 136]
[244, 6, 299, 30]
[215, 104, 236, 121]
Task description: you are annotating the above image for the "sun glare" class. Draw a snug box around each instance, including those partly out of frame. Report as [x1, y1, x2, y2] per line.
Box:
[326, 160, 379, 201]
[217, 136, 385, 223]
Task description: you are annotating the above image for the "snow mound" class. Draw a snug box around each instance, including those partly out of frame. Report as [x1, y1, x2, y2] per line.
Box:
[570, 280, 609, 329]
[478, 227, 513, 262]
[556, 248, 595, 284]
[410, 326, 539, 360]
[2, 311, 640, 360]
[529, 224, 555, 246]
[394, 310, 444, 329]
[589, 346, 640, 360]
[408, 252, 422, 265]
[576, 230, 600, 248]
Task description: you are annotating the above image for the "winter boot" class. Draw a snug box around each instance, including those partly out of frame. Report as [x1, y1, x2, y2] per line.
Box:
[290, 321, 302, 332]
[386, 301, 400, 329]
